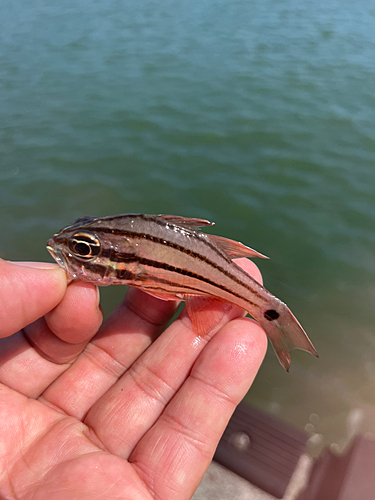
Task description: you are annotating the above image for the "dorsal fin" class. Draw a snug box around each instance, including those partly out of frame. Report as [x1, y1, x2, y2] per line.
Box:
[206, 234, 269, 259]
[157, 215, 215, 228]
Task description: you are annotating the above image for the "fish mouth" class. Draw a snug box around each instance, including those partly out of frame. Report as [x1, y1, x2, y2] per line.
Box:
[47, 240, 67, 271]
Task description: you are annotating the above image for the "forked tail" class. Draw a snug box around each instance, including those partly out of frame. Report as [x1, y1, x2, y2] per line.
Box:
[256, 303, 318, 371]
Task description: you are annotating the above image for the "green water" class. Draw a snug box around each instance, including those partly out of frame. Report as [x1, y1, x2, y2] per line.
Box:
[1, 0, 375, 454]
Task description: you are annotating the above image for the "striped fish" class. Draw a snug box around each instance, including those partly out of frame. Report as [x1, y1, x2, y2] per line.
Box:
[47, 213, 318, 371]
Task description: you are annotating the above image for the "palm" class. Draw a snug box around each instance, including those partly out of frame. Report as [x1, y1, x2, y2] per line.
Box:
[2, 391, 139, 500]
[0, 259, 266, 500]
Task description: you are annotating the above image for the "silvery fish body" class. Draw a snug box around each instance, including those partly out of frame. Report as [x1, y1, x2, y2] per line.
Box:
[47, 213, 317, 371]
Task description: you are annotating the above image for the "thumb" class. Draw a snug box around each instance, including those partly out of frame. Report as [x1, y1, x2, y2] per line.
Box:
[0, 259, 67, 338]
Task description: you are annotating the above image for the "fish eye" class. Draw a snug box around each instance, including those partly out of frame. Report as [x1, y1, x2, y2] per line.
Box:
[68, 232, 101, 260]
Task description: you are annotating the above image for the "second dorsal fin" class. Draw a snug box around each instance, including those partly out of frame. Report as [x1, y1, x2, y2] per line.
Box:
[207, 234, 269, 259]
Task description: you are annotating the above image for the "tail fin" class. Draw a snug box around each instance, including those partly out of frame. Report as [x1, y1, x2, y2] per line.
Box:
[257, 303, 318, 371]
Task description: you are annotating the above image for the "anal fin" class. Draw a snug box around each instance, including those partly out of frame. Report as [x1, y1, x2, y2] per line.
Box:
[185, 295, 234, 336]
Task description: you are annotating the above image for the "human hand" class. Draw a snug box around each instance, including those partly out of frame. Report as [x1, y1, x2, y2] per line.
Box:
[0, 257, 266, 500]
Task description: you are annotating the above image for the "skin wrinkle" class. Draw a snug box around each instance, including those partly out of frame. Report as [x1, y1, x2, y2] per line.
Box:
[20, 328, 69, 369]
[122, 293, 179, 330]
[188, 371, 238, 409]
[82, 426, 111, 455]
[131, 457, 183, 500]
[0, 333, 65, 400]
[83, 343, 127, 380]
[40, 344, 129, 422]
[133, 432, 198, 500]
[8, 410, 67, 487]
[157, 411, 212, 458]
[28, 453, 130, 500]
[3, 400, 30, 496]
[127, 362, 177, 409]
[84, 363, 177, 454]
[37, 396, 73, 418]
[23, 322, 86, 366]
[129, 460, 158, 500]
[132, 427, 211, 500]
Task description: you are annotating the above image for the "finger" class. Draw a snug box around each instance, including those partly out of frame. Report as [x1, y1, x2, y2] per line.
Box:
[83, 259, 263, 456]
[44, 281, 102, 344]
[130, 318, 267, 500]
[23, 281, 102, 364]
[0, 260, 67, 338]
[0, 331, 72, 398]
[0, 282, 102, 398]
[40, 288, 179, 418]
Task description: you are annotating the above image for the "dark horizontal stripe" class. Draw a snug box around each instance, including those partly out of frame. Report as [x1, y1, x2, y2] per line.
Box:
[132, 275, 202, 295]
[98, 247, 249, 300]
[115, 268, 136, 281]
[83, 263, 112, 278]
[129, 256, 256, 308]
[87, 214, 229, 264]
[85, 225, 264, 300]
[88, 223, 227, 263]
[81, 262, 136, 282]
[100, 248, 138, 262]
[82, 255, 256, 308]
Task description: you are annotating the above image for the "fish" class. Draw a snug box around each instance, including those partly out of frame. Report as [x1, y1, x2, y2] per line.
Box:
[46, 213, 318, 371]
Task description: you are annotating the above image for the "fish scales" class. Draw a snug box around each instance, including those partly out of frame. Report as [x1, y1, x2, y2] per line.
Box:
[47, 213, 318, 371]
[73, 219, 264, 307]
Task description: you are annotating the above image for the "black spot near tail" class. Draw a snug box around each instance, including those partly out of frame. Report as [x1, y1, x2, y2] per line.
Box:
[264, 309, 280, 321]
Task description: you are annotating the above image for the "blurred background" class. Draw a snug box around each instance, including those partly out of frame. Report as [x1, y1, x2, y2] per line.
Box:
[1, 0, 374, 456]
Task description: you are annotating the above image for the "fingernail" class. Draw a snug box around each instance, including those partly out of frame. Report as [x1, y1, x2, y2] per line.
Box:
[9, 261, 60, 269]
